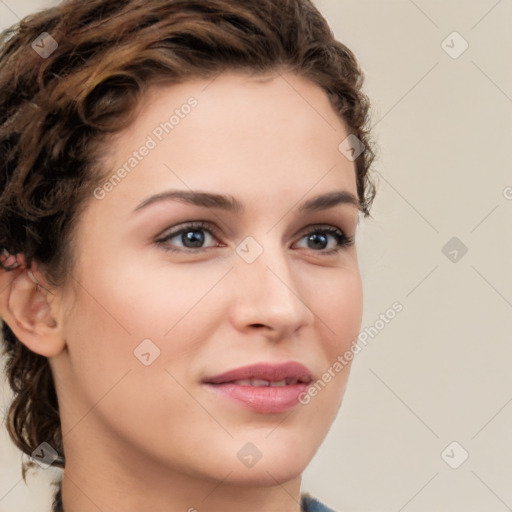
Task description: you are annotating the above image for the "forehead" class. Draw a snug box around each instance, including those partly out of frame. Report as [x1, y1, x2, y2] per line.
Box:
[96, 70, 357, 212]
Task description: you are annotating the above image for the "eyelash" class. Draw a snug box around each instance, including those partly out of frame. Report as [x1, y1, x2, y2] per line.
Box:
[155, 221, 354, 257]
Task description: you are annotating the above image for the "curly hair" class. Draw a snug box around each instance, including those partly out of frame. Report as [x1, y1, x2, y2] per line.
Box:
[0, 0, 376, 493]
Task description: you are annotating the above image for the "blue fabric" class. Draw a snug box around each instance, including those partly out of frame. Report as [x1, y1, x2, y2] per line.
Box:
[301, 493, 337, 512]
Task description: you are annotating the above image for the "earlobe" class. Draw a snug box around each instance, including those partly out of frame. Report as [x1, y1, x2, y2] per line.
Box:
[1, 263, 65, 358]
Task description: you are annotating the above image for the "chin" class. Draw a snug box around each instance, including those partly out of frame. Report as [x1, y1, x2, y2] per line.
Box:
[222, 434, 319, 486]
[169, 433, 318, 487]
[224, 460, 307, 487]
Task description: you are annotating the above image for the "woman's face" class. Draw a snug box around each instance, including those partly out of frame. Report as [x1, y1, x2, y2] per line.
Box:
[53, 71, 363, 486]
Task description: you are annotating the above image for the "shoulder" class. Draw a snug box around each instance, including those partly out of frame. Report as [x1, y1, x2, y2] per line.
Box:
[301, 492, 338, 512]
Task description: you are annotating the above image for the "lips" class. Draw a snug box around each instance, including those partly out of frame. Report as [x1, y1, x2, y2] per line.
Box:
[227, 377, 301, 387]
[202, 362, 313, 414]
[203, 361, 312, 385]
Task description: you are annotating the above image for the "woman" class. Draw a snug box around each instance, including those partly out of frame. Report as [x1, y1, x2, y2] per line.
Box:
[0, 0, 376, 510]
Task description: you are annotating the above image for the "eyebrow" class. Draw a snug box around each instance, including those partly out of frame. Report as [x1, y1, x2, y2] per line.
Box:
[133, 189, 360, 214]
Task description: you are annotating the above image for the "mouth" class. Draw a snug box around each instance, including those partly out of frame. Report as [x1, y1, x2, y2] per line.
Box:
[202, 362, 313, 414]
[221, 377, 309, 387]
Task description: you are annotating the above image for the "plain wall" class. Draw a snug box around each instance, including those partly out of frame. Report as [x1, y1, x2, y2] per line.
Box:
[1, 1, 511, 511]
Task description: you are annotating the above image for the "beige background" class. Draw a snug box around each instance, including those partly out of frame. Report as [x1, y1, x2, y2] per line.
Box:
[1, 0, 511, 511]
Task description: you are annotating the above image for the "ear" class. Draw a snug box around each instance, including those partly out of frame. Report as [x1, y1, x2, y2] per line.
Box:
[0, 263, 66, 358]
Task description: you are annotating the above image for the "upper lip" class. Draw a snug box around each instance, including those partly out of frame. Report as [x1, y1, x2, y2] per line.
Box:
[202, 361, 313, 384]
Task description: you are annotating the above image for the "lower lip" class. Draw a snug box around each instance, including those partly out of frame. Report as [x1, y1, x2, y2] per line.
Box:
[203, 382, 309, 413]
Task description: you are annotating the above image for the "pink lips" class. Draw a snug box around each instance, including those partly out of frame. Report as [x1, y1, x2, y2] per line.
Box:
[202, 362, 313, 414]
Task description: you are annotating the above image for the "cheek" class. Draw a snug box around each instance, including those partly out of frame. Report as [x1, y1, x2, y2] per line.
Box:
[60, 260, 222, 404]
[292, 270, 362, 454]
[315, 266, 363, 354]
[95, 256, 227, 338]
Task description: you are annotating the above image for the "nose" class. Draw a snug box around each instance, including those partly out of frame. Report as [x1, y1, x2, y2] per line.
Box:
[228, 240, 315, 340]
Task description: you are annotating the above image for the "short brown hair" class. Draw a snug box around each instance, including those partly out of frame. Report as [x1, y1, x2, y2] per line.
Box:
[0, 0, 376, 479]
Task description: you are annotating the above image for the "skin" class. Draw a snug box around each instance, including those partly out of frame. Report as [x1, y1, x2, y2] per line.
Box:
[0, 70, 363, 512]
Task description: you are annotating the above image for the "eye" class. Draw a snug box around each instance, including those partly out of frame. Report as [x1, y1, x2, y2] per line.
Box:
[155, 221, 354, 255]
[155, 221, 222, 253]
[294, 226, 354, 256]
